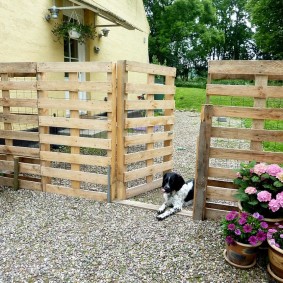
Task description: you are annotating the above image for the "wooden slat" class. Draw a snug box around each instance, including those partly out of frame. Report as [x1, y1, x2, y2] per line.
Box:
[208, 60, 283, 77]
[116, 199, 192, 217]
[0, 130, 39, 141]
[0, 160, 13, 171]
[19, 179, 42, 191]
[0, 145, 39, 158]
[0, 62, 37, 74]
[125, 131, 173, 146]
[126, 61, 176, 76]
[124, 160, 173, 182]
[37, 81, 111, 92]
[208, 167, 236, 179]
[125, 116, 174, 128]
[207, 186, 237, 202]
[126, 83, 175, 94]
[0, 114, 38, 124]
[0, 176, 13, 186]
[0, 81, 37, 91]
[39, 116, 110, 130]
[207, 84, 283, 99]
[126, 178, 162, 198]
[37, 62, 112, 73]
[40, 151, 110, 166]
[0, 98, 38, 108]
[212, 106, 283, 120]
[205, 208, 234, 220]
[125, 100, 175, 110]
[125, 146, 173, 164]
[39, 134, 111, 149]
[211, 127, 283, 142]
[41, 167, 108, 185]
[45, 184, 107, 201]
[210, 147, 283, 164]
[38, 98, 111, 112]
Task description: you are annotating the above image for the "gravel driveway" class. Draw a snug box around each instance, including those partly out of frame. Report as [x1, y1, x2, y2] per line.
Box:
[0, 111, 272, 282]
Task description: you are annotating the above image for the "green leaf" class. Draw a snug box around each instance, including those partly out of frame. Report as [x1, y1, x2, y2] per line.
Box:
[274, 181, 283, 188]
[248, 200, 258, 206]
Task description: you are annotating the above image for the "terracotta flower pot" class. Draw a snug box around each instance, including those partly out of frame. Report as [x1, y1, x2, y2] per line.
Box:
[267, 240, 283, 282]
[224, 241, 262, 269]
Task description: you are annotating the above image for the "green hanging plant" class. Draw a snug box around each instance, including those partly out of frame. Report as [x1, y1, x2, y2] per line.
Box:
[51, 20, 96, 44]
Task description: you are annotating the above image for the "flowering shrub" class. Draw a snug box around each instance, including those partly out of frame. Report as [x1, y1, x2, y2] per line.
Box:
[234, 161, 283, 218]
[221, 211, 268, 246]
[267, 223, 283, 249]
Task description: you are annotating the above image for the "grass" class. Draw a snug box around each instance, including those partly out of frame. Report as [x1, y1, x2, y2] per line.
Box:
[175, 87, 283, 152]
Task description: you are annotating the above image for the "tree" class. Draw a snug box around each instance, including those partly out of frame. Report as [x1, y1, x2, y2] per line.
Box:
[247, 0, 283, 59]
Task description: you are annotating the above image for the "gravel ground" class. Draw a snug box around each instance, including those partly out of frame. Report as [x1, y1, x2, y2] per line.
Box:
[0, 111, 273, 282]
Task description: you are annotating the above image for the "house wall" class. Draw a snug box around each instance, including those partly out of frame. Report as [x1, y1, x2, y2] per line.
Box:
[0, 0, 149, 64]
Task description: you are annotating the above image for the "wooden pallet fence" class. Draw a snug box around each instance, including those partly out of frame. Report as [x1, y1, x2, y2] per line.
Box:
[116, 60, 176, 200]
[0, 63, 41, 191]
[37, 62, 116, 201]
[194, 60, 283, 221]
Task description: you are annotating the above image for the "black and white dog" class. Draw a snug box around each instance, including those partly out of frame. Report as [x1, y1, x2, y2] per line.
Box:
[156, 172, 194, 221]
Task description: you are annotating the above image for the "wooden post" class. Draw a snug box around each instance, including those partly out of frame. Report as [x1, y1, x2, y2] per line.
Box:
[69, 72, 80, 190]
[13, 156, 19, 190]
[108, 62, 117, 201]
[116, 61, 127, 200]
[38, 72, 50, 192]
[251, 75, 268, 151]
[146, 74, 155, 183]
[193, 104, 213, 220]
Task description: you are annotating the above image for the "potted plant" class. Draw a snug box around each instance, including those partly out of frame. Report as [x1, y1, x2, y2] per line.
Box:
[51, 20, 96, 44]
[234, 161, 283, 222]
[221, 210, 268, 268]
[267, 224, 283, 281]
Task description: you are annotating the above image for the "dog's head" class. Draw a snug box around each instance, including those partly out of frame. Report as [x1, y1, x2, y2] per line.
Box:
[161, 172, 185, 194]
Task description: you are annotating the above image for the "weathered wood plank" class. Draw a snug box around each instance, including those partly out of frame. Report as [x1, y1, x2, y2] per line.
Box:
[126, 83, 175, 95]
[37, 62, 112, 73]
[211, 127, 283, 142]
[0, 81, 37, 91]
[208, 167, 236, 179]
[125, 100, 175, 110]
[208, 60, 283, 76]
[0, 130, 39, 141]
[0, 62, 37, 74]
[212, 106, 283, 120]
[45, 184, 107, 201]
[207, 84, 283, 99]
[40, 151, 110, 166]
[125, 146, 173, 164]
[38, 98, 111, 112]
[37, 81, 111, 92]
[0, 145, 39, 158]
[41, 167, 108, 185]
[125, 61, 176, 76]
[125, 131, 173, 146]
[0, 114, 38, 124]
[126, 178, 162, 198]
[207, 186, 237, 202]
[125, 116, 174, 128]
[39, 116, 110, 130]
[210, 147, 283, 164]
[0, 98, 38, 108]
[39, 134, 111, 150]
[124, 160, 173, 182]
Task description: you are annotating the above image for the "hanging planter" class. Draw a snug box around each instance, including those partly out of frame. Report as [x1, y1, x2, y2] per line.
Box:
[51, 10, 96, 44]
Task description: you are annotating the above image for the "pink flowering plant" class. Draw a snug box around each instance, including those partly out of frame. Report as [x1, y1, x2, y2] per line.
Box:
[267, 223, 283, 249]
[221, 211, 268, 246]
[234, 161, 283, 218]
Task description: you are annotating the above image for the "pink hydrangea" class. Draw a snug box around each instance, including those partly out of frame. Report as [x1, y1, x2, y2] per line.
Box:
[253, 163, 267, 175]
[245, 186, 257, 194]
[276, 192, 283, 207]
[268, 199, 281, 212]
[276, 171, 283, 182]
[257, 190, 272, 202]
[266, 164, 282, 177]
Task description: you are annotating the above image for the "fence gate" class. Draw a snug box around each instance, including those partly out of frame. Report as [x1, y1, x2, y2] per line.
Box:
[193, 60, 283, 220]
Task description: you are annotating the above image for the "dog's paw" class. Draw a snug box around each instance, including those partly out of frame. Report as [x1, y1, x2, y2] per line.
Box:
[157, 209, 165, 215]
[156, 214, 165, 221]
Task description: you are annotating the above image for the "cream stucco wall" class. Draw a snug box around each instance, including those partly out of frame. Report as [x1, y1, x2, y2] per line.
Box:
[0, 0, 149, 64]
